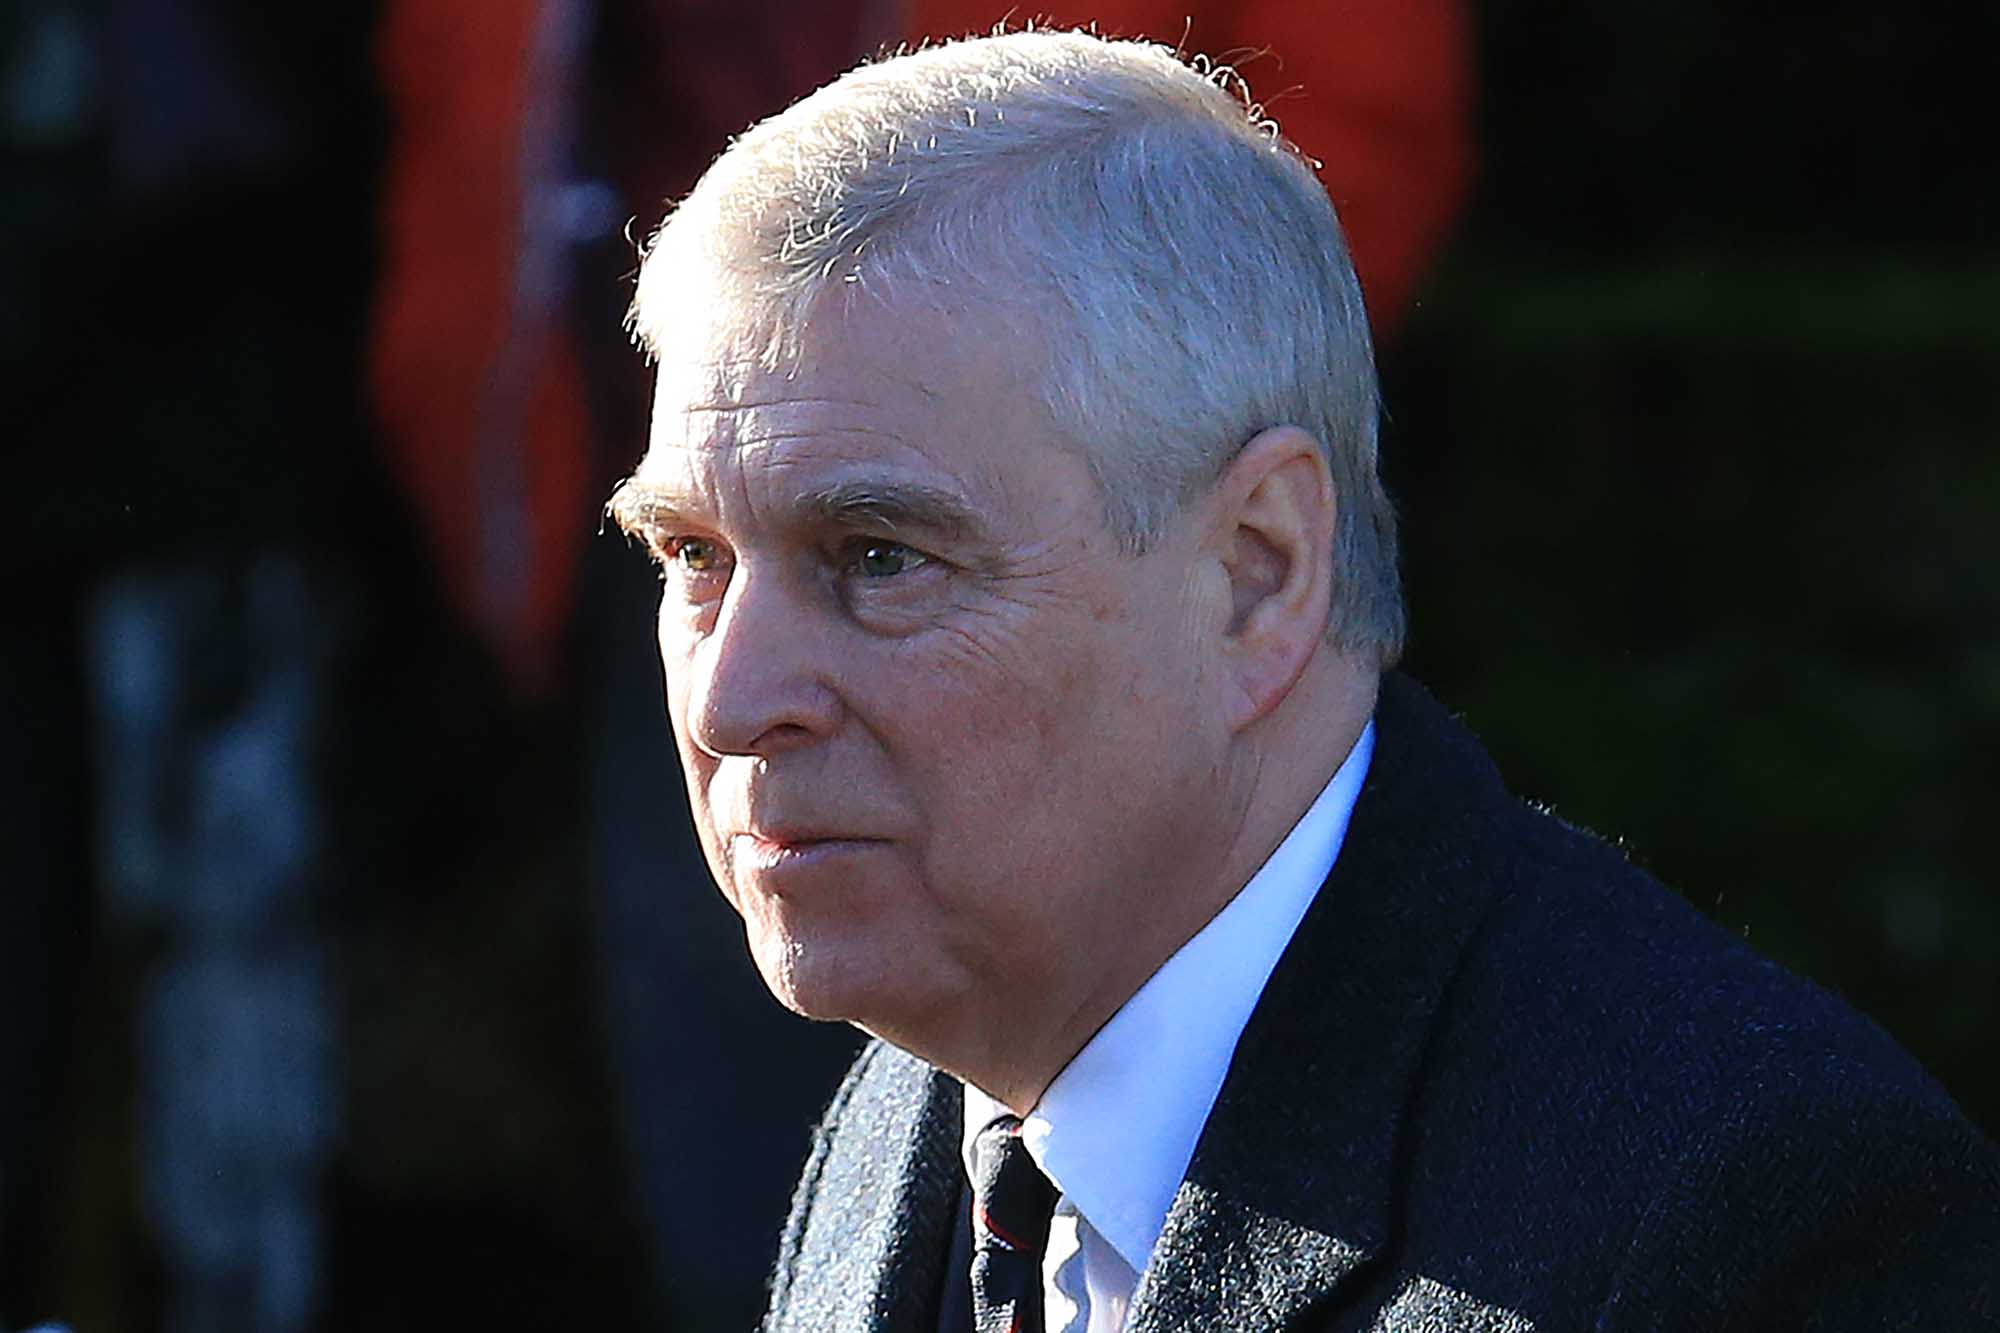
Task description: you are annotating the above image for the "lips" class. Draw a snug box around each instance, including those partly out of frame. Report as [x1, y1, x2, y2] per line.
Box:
[730, 829, 887, 875]
[737, 825, 878, 849]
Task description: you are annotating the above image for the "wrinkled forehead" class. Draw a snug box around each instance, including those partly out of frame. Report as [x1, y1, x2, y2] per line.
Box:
[644, 342, 773, 449]
[631, 291, 1074, 528]
[652, 289, 1038, 432]
[641, 305, 935, 463]
[640, 277, 784, 412]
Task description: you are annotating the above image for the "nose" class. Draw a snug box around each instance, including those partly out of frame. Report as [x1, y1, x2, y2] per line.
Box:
[676, 568, 841, 759]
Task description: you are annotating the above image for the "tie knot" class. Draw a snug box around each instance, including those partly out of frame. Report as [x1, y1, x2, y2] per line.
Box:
[970, 1115, 1059, 1256]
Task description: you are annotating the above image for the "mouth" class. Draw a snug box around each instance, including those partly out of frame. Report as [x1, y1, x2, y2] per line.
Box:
[731, 832, 886, 875]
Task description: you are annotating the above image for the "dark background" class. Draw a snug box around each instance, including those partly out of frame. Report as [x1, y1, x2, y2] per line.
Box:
[4, 2, 1995, 1329]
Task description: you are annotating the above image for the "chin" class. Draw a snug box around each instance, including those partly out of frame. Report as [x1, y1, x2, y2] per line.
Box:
[751, 931, 946, 1042]
[753, 933, 877, 1023]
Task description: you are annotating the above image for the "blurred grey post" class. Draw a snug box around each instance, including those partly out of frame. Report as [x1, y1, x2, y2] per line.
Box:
[88, 554, 347, 1333]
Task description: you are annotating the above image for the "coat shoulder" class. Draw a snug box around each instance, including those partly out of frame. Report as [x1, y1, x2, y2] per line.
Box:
[1392, 797, 2000, 1327]
[1305, 677, 2000, 1326]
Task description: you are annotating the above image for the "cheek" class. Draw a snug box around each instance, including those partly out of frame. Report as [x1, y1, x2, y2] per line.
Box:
[922, 618, 1204, 837]
[885, 649, 1101, 874]
[893, 630, 1085, 763]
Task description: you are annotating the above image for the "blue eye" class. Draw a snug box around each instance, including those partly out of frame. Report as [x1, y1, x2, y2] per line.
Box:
[852, 540, 928, 578]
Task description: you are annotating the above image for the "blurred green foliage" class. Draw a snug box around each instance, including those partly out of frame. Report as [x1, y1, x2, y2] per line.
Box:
[1391, 252, 2000, 1135]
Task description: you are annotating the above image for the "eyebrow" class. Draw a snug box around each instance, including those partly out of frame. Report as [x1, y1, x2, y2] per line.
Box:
[603, 479, 685, 541]
[794, 478, 987, 544]
[604, 476, 989, 546]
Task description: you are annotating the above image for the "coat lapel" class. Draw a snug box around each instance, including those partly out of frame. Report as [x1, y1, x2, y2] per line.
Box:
[764, 1043, 964, 1333]
[1129, 676, 1520, 1331]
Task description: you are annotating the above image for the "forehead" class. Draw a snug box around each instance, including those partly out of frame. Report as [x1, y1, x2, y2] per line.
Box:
[630, 296, 1063, 525]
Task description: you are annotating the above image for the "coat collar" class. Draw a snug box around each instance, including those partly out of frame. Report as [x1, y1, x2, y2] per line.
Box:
[1128, 674, 1519, 1330]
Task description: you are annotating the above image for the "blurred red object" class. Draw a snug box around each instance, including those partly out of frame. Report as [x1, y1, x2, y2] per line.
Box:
[370, 0, 595, 691]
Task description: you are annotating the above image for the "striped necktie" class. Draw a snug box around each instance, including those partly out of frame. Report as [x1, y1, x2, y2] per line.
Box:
[969, 1116, 1060, 1333]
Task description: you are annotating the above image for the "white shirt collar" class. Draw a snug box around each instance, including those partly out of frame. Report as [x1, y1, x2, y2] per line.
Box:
[962, 722, 1375, 1273]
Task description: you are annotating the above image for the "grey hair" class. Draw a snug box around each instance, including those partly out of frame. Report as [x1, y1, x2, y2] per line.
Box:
[630, 28, 1404, 667]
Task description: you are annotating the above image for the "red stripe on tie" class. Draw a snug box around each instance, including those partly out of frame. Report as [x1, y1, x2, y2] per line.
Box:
[976, 1202, 1030, 1253]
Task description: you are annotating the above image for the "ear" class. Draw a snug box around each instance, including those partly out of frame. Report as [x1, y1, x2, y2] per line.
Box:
[1205, 425, 1336, 731]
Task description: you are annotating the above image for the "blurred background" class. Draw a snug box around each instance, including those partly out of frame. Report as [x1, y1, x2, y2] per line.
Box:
[2, 1, 1994, 1330]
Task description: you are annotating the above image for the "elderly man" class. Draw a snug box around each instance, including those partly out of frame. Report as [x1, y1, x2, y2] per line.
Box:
[609, 30, 2000, 1333]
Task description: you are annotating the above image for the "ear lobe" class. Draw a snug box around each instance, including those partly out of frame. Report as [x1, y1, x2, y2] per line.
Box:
[1213, 426, 1336, 731]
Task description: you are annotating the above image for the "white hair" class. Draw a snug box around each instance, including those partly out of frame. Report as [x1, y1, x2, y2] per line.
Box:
[630, 28, 1404, 666]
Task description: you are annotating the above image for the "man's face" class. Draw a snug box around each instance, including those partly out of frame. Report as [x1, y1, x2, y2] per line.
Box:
[622, 296, 1234, 1060]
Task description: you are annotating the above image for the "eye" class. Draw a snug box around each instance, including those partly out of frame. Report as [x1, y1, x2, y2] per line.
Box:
[650, 535, 732, 597]
[848, 539, 930, 579]
[670, 536, 723, 573]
